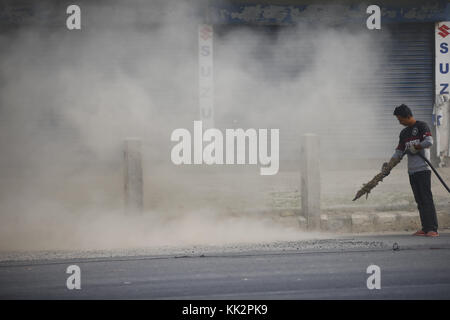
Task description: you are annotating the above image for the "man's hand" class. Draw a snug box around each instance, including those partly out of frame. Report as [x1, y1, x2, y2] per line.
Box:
[408, 144, 421, 154]
[381, 162, 391, 176]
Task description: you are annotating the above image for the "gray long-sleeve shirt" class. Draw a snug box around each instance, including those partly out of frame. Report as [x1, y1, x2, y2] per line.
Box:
[391, 120, 433, 175]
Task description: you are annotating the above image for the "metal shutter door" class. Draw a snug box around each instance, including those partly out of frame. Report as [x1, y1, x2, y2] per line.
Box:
[367, 22, 435, 159]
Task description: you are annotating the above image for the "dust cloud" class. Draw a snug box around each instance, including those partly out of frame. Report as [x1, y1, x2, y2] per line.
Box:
[0, 1, 391, 251]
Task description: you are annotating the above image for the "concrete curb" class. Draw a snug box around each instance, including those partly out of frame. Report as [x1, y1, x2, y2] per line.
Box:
[314, 211, 450, 233]
[242, 208, 450, 233]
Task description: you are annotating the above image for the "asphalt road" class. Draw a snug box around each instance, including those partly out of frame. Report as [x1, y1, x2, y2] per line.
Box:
[1, 233, 450, 299]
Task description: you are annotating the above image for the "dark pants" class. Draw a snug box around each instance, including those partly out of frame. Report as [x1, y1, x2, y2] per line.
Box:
[409, 170, 438, 232]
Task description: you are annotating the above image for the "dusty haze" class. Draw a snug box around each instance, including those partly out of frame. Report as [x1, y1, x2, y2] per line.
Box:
[0, 1, 394, 251]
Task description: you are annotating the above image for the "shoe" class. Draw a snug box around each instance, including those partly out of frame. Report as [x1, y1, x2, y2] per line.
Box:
[425, 231, 439, 237]
[412, 230, 426, 236]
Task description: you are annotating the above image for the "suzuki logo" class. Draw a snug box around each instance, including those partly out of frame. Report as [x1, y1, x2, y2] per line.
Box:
[438, 24, 450, 38]
[200, 26, 212, 40]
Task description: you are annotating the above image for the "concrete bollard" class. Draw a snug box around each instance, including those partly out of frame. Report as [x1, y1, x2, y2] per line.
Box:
[124, 138, 143, 215]
[300, 134, 320, 230]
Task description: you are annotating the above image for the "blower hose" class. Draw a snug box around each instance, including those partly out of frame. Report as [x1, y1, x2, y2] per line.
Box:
[416, 152, 450, 193]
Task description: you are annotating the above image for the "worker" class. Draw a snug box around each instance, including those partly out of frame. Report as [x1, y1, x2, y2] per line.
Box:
[382, 104, 439, 237]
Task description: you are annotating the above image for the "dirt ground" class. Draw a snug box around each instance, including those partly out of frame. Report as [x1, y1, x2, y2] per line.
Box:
[0, 162, 449, 252]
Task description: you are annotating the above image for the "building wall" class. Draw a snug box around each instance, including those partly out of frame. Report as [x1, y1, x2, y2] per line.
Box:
[207, 0, 450, 25]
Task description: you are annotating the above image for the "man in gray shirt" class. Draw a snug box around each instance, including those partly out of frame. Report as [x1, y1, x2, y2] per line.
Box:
[383, 104, 439, 237]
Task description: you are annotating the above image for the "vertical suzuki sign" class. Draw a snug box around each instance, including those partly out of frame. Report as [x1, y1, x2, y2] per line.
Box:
[436, 22, 450, 98]
[435, 22, 450, 157]
[199, 24, 214, 129]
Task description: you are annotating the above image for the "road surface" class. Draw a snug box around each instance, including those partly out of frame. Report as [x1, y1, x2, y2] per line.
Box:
[1, 232, 450, 299]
